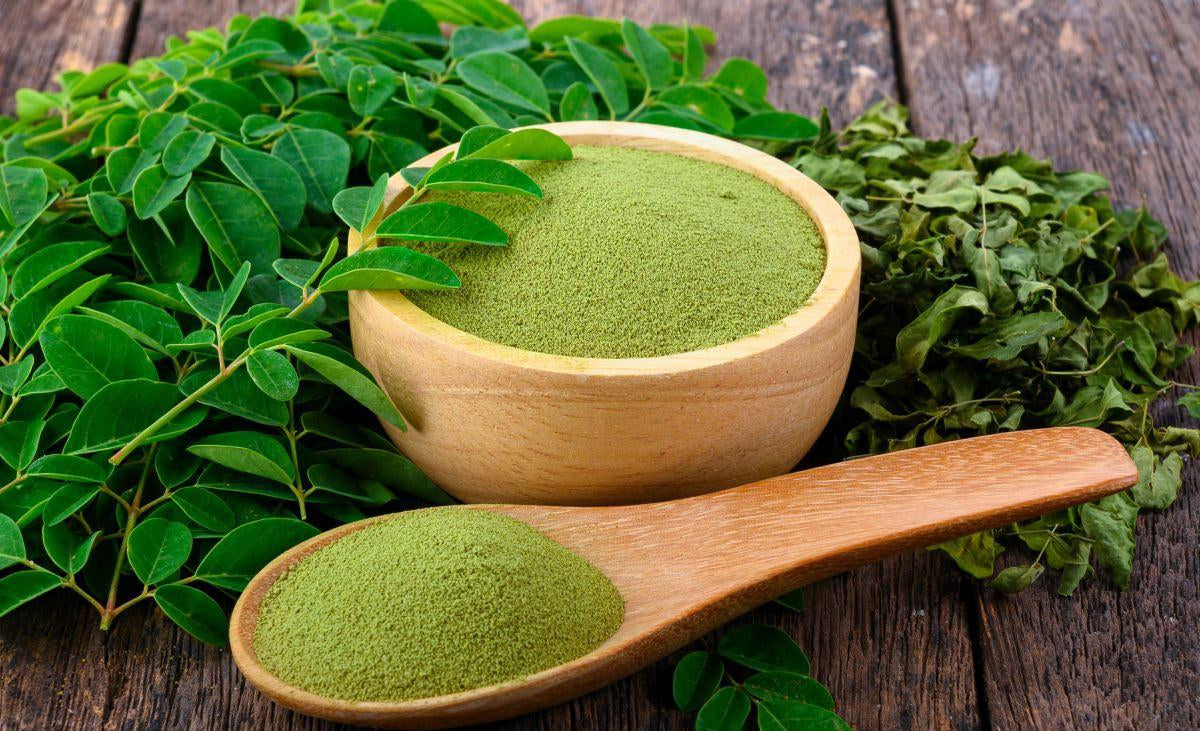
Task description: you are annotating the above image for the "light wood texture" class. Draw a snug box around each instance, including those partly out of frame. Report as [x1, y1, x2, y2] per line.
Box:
[896, 1, 1200, 727]
[349, 121, 862, 506]
[229, 428, 1137, 728]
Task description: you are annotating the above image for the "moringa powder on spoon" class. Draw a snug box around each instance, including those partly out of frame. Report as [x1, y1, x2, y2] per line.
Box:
[407, 145, 827, 358]
[251, 508, 623, 702]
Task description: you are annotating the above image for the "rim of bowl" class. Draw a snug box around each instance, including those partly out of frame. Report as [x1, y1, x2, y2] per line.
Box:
[348, 121, 861, 377]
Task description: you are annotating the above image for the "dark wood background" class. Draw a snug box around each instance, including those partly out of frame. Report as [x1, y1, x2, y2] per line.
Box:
[1, 1, 1198, 728]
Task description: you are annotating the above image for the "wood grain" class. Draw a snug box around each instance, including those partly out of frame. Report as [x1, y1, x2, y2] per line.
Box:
[350, 121, 861, 506]
[229, 429, 1136, 728]
[0, 0, 134, 114]
[895, 0, 1200, 727]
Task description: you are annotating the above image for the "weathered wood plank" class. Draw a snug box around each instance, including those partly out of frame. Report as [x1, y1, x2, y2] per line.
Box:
[0, 0, 135, 114]
[895, 0, 1200, 727]
[0, 1, 979, 730]
[127, 0, 292, 60]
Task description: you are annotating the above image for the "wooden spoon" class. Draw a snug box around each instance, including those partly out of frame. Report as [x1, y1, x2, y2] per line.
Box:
[230, 427, 1136, 729]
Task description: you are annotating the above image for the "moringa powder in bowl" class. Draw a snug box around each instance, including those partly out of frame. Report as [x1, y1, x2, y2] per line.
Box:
[406, 145, 827, 358]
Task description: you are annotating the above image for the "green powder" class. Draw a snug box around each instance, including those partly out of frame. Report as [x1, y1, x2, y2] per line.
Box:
[407, 145, 827, 358]
[251, 508, 623, 701]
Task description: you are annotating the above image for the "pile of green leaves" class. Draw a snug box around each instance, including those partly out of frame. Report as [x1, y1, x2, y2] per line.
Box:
[791, 103, 1199, 595]
[0, 0, 1196, 727]
[0, 0, 823, 644]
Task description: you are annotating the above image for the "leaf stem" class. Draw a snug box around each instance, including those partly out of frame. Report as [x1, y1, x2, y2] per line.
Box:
[99, 484, 133, 513]
[101, 444, 157, 629]
[0, 473, 27, 498]
[257, 60, 321, 78]
[622, 87, 653, 121]
[109, 356, 246, 466]
[24, 102, 123, 145]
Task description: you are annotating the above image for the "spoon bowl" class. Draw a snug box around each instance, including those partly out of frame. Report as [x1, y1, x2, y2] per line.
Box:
[230, 427, 1136, 728]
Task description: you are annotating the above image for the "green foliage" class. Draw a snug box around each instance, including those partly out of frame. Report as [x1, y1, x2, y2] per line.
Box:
[794, 102, 1200, 594]
[0, 1, 591, 644]
[674, 606, 850, 730]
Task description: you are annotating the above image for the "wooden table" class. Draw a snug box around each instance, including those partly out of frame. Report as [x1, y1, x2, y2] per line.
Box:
[1, 1, 1197, 728]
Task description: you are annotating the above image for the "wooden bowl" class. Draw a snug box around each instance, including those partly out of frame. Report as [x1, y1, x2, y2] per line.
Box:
[347, 121, 860, 506]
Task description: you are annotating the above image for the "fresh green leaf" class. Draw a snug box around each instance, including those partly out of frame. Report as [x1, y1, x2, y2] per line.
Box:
[422, 158, 541, 197]
[132, 165, 191, 220]
[348, 64, 399, 117]
[40, 484, 101, 526]
[695, 686, 751, 731]
[743, 672, 835, 709]
[219, 146, 307, 230]
[286, 344, 407, 430]
[195, 517, 319, 590]
[171, 487, 235, 533]
[40, 314, 157, 399]
[559, 82, 599, 121]
[154, 583, 229, 646]
[87, 193, 127, 235]
[26, 454, 106, 483]
[733, 112, 819, 141]
[565, 37, 629, 117]
[42, 523, 98, 575]
[127, 518, 192, 584]
[456, 51, 550, 117]
[0, 570, 61, 618]
[0, 165, 48, 227]
[11, 241, 109, 299]
[450, 26, 529, 59]
[460, 128, 572, 161]
[248, 318, 330, 350]
[711, 58, 768, 104]
[673, 651, 724, 711]
[375, 202, 507, 245]
[718, 624, 810, 674]
[316, 447, 450, 504]
[246, 350, 299, 401]
[332, 174, 389, 232]
[162, 130, 216, 176]
[621, 19, 672, 90]
[758, 701, 851, 731]
[318, 246, 461, 291]
[185, 181, 281, 273]
[272, 127, 350, 214]
[0, 513, 26, 569]
[65, 379, 205, 454]
[187, 432, 297, 485]
[0, 421, 44, 471]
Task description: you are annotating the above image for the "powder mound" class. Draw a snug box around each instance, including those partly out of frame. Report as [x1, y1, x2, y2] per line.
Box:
[252, 508, 624, 702]
[406, 145, 827, 358]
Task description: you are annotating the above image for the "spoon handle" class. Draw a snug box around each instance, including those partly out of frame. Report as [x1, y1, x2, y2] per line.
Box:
[562, 427, 1139, 622]
[665, 427, 1137, 601]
